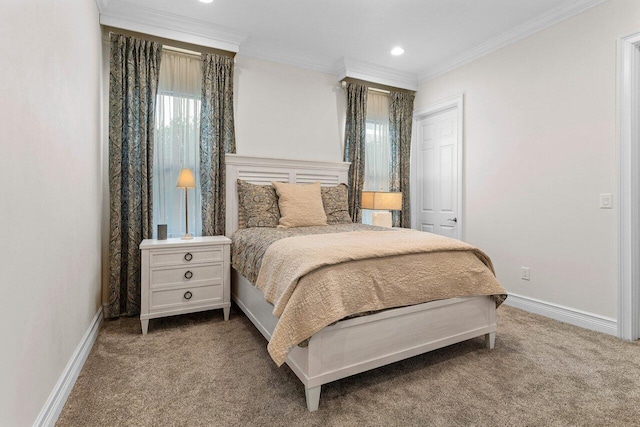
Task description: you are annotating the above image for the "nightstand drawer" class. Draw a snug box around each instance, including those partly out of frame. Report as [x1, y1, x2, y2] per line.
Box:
[150, 283, 223, 310]
[150, 264, 222, 288]
[150, 247, 223, 267]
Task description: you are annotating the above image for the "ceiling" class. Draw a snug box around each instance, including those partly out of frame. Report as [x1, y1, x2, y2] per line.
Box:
[99, 0, 606, 84]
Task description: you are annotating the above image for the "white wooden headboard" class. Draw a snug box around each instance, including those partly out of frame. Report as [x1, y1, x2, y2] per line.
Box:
[225, 154, 350, 237]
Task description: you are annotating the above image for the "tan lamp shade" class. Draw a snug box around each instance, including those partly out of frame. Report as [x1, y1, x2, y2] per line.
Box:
[361, 191, 403, 210]
[176, 169, 196, 188]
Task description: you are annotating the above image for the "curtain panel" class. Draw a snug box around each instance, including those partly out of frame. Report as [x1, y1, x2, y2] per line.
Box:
[107, 34, 162, 318]
[343, 83, 368, 223]
[154, 50, 203, 239]
[389, 91, 415, 228]
[200, 54, 236, 236]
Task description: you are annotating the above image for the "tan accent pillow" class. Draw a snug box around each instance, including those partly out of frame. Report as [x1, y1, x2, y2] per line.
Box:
[272, 181, 328, 228]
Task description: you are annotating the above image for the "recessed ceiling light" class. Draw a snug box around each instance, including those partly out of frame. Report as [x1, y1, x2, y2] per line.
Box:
[199, 0, 214, 3]
[391, 47, 404, 56]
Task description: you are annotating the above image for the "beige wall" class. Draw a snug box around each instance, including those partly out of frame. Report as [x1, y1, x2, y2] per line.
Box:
[0, 0, 103, 424]
[235, 55, 345, 162]
[415, 0, 640, 319]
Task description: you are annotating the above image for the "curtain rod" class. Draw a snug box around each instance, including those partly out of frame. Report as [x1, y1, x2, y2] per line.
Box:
[340, 77, 415, 95]
[163, 45, 201, 58]
[103, 26, 236, 59]
[339, 81, 390, 94]
[368, 87, 390, 95]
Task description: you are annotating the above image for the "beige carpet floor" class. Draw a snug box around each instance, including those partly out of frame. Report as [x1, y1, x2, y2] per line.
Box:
[57, 305, 640, 426]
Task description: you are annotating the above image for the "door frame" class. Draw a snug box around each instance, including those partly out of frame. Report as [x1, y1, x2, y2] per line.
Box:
[411, 94, 464, 240]
[618, 31, 640, 340]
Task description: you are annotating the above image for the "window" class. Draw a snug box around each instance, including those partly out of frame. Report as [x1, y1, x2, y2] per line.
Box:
[362, 90, 390, 224]
[153, 49, 202, 238]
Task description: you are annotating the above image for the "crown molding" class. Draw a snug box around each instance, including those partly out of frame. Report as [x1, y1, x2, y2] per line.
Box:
[94, 0, 109, 13]
[418, 0, 609, 83]
[239, 47, 420, 91]
[97, 0, 606, 90]
[99, 0, 247, 52]
[239, 43, 339, 75]
[337, 58, 418, 91]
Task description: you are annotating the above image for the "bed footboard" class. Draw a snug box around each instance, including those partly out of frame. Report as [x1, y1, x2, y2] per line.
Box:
[232, 269, 497, 411]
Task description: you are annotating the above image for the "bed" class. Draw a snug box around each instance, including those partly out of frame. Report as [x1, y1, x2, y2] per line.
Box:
[225, 154, 506, 411]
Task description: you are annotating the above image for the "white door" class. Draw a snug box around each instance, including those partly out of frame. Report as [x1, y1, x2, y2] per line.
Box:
[415, 107, 461, 239]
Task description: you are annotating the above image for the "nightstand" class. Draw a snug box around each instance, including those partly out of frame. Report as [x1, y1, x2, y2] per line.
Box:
[139, 236, 231, 335]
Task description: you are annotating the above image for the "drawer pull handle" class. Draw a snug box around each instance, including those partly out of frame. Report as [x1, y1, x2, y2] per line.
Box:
[184, 253, 193, 262]
[184, 271, 193, 280]
[184, 291, 193, 300]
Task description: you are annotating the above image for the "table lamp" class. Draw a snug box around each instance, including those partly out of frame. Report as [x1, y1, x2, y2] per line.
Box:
[361, 191, 403, 228]
[176, 168, 196, 239]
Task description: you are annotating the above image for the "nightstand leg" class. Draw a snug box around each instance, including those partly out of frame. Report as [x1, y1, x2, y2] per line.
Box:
[223, 306, 230, 321]
[141, 319, 149, 335]
[485, 332, 495, 349]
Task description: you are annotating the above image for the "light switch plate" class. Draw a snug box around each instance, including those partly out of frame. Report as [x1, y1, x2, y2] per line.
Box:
[600, 193, 613, 209]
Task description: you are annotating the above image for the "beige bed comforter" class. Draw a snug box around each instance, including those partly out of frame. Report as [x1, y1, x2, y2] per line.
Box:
[255, 229, 506, 366]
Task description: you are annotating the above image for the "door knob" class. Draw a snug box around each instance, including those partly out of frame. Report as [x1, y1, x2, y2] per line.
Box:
[447, 218, 458, 223]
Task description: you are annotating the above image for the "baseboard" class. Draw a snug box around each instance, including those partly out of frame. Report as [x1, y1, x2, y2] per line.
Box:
[33, 306, 103, 427]
[504, 293, 617, 336]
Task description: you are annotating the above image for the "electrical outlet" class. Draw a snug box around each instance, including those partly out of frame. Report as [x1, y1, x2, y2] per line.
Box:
[521, 267, 530, 281]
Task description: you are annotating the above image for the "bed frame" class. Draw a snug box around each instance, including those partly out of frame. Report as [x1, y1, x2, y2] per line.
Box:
[225, 154, 497, 411]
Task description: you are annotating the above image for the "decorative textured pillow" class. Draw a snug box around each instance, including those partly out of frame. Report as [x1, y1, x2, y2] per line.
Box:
[272, 181, 328, 228]
[321, 183, 352, 224]
[237, 180, 280, 228]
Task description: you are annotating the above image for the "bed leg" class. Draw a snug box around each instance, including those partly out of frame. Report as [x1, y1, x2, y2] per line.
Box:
[305, 385, 321, 412]
[485, 332, 495, 349]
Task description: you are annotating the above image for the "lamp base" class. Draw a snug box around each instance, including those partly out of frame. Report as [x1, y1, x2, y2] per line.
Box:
[372, 211, 393, 228]
[181, 233, 194, 240]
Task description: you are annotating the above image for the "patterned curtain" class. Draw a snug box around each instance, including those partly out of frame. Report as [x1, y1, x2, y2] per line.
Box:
[389, 91, 415, 228]
[107, 34, 162, 318]
[200, 54, 236, 236]
[343, 83, 368, 223]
